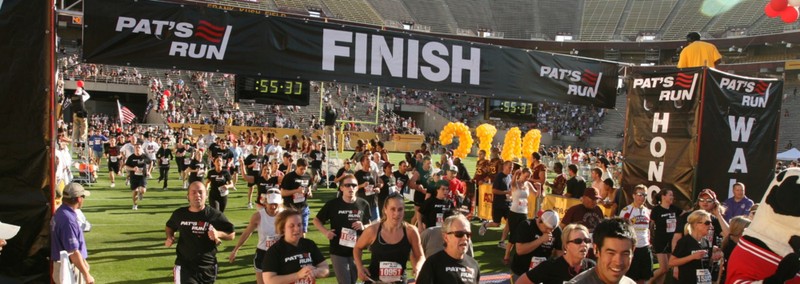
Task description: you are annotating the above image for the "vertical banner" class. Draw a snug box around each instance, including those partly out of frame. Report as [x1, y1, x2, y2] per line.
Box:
[477, 184, 494, 221]
[622, 68, 703, 204]
[696, 69, 782, 202]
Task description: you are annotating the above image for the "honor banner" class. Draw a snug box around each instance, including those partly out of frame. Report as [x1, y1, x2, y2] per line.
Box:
[695, 69, 782, 202]
[83, 0, 619, 108]
[622, 68, 703, 204]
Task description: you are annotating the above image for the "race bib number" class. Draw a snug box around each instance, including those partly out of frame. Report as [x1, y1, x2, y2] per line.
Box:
[365, 185, 375, 196]
[666, 218, 676, 233]
[265, 235, 280, 250]
[378, 261, 403, 283]
[219, 186, 229, 197]
[530, 256, 546, 270]
[162, 158, 170, 165]
[88, 141, 94, 146]
[293, 192, 306, 203]
[134, 168, 143, 176]
[339, 228, 357, 248]
[184, 158, 191, 165]
[110, 157, 117, 162]
[436, 213, 444, 227]
[293, 274, 315, 284]
[518, 198, 528, 208]
[696, 268, 712, 284]
[253, 162, 261, 171]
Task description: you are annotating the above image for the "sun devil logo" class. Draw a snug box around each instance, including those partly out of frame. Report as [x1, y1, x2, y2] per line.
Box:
[719, 77, 772, 108]
[115, 17, 232, 60]
[539, 67, 603, 98]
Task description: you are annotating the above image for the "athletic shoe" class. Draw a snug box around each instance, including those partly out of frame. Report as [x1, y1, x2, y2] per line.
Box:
[231, 186, 237, 191]
[110, 183, 115, 188]
[247, 203, 254, 209]
[162, 187, 168, 191]
[132, 205, 137, 210]
[125, 180, 130, 186]
[479, 221, 489, 236]
[183, 181, 188, 189]
[498, 241, 506, 248]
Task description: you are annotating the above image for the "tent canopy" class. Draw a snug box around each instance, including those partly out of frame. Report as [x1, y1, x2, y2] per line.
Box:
[777, 148, 800, 161]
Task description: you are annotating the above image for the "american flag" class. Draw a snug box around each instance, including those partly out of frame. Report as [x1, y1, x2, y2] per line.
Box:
[117, 100, 136, 125]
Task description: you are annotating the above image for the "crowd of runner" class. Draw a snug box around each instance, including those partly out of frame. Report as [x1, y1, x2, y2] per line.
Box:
[48, 110, 791, 284]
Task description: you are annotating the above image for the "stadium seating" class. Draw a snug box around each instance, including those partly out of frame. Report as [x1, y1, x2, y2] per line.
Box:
[365, 0, 415, 24]
[706, 0, 765, 37]
[401, 0, 458, 34]
[620, 0, 678, 39]
[444, 0, 495, 32]
[487, 0, 537, 39]
[320, 0, 384, 25]
[580, 0, 627, 41]
[537, 0, 580, 40]
[661, 0, 713, 40]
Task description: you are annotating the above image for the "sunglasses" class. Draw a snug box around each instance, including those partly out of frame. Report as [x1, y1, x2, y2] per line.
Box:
[447, 231, 472, 238]
[699, 220, 713, 226]
[698, 198, 715, 203]
[635, 192, 646, 197]
[567, 238, 593, 245]
[342, 183, 358, 188]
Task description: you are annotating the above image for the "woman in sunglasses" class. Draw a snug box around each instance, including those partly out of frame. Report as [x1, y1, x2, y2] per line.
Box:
[228, 189, 284, 284]
[669, 210, 723, 284]
[354, 193, 425, 283]
[670, 189, 729, 282]
[517, 224, 595, 284]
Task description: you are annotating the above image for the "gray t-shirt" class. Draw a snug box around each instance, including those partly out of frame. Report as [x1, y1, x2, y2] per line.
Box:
[567, 267, 636, 284]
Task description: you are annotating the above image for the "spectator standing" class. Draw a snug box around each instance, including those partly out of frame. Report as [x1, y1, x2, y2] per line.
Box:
[677, 32, 722, 68]
[51, 183, 95, 284]
[722, 182, 754, 222]
[565, 164, 587, 198]
[561, 187, 604, 232]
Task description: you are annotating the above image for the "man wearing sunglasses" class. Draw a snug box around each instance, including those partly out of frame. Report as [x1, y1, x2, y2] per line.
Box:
[52, 183, 94, 284]
[568, 218, 637, 284]
[617, 185, 652, 284]
[416, 214, 480, 283]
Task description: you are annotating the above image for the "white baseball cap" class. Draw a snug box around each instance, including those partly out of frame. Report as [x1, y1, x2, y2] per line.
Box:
[265, 188, 282, 204]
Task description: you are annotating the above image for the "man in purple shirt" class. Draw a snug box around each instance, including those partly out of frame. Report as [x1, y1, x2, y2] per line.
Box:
[723, 182, 754, 222]
[51, 183, 95, 284]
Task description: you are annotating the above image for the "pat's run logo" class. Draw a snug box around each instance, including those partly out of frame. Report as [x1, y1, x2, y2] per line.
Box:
[539, 66, 604, 98]
[115, 17, 232, 60]
[718, 77, 772, 108]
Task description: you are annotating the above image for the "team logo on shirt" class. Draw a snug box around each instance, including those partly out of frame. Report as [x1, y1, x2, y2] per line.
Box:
[180, 220, 208, 235]
[445, 266, 474, 282]
[285, 253, 312, 264]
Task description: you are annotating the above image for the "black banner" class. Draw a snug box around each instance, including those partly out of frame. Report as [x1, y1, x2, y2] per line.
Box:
[622, 69, 703, 204]
[83, 0, 619, 108]
[0, 0, 52, 281]
[695, 69, 782, 202]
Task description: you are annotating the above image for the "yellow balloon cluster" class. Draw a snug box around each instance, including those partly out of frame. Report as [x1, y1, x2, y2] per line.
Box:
[475, 124, 497, 153]
[439, 122, 474, 159]
[501, 127, 522, 162]
[522, 129, 542, 166]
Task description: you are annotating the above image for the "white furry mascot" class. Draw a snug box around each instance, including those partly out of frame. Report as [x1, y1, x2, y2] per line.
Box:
[726, 167, 800, 283]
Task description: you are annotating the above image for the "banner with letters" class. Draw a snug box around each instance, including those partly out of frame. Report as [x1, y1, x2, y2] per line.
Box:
[83, 0, 619, 108]
[695, 69, 782, 202]
[622, 69, 703, 205]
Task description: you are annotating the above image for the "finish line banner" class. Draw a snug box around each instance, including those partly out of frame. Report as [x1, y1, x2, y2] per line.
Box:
[83, 0, 618, 108]
[622, 69, 703, 204]
[695, 69, 782, 202]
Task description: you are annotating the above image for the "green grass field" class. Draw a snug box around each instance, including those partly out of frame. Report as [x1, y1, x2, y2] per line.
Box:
[81, 151, 512, 283]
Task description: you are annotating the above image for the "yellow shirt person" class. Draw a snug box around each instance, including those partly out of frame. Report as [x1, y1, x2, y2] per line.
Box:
[677, 32, 722, 68]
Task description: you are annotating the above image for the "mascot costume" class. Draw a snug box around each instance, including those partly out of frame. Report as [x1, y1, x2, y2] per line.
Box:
[726, 167, 800, 283]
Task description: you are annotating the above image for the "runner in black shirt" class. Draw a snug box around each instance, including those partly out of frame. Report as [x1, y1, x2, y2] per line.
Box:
[185, 150, 206, 184]
[165, 182, 235, 284]
[278, 152, 294, 175]
[355, 156, 379, 222]
[254, 161, 280, 206]
[393, 160, 411, 196]
[517, 224, 595, 284]
[378, 163, 396, 211]
[313, 174, 372, 284]
[244, 145, 264, 209]
[419, 182, 454, 231]
[650, 188, 682, 284]
[174, 140, 188, 187]
[156, 139, 173, 190]
[206, 157, 233, 213]
[416, 214, 480, 284]
[106, 136, 121, 188]
[125, 143, 150, 210]
[262, 209, 330, 283]
[308, 143, 325, 191]
[508, 211, 563, 281]
[280, 158, 312, 233]
[333, 160, 355, 195]
[670, 210, 721, 284]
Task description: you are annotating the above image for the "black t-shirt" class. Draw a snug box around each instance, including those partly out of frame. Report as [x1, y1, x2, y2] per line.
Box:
[156, 148, 173, 168]
[335, 168, 354, 180]
[125, 154, 150, 179]
[492, 172, 511, 205]
[244, 154, 263, 176]
[672, 234, 713, 284]
[509, 218, 563, 275]
[107, 145, 121, 162]
[262, 237, 326, 280]
[415, 167, 433, 202]
[188, 159, 207, 182]
[206, 169, 231, 192]
[566, 176, 587, 198]
[280, 171, 311, 210]
[278, 163, 293, 175]
[354, 170, 377, 206]
[208, 143, 220, 157]
[676, 211, 723, 247]
[175, 147, 187, 159]
[165, 206, 234, 267]
[393, 171, 410, 193]
[255, 175, 280, 197]
[378, 174, 395, 207]
[415, 250, 481, 284]
[525, 256, 596, 284]
[315, 197, 372, 256]
[309, 150, 324, 169]
[650, 205, 682, 248]
[419, 197, 453, 229]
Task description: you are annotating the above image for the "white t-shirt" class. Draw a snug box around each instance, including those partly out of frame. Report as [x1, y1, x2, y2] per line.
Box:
[142, 141, 160, 160]
[618, 204, 651, 248]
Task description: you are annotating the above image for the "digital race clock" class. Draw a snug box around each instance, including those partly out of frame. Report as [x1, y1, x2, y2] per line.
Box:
[484, 98, 537, 122]
[234, 75, 310, 106]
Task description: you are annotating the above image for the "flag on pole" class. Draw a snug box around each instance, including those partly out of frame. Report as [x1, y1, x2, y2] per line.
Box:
[117, 100, 136, 124]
